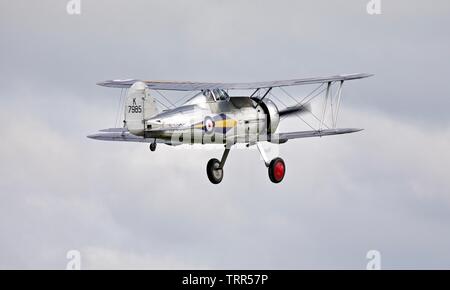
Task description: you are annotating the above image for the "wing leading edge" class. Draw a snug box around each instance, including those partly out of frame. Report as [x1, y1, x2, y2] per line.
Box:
[97, 73, 373, 91]
[273, 128, 363, 143]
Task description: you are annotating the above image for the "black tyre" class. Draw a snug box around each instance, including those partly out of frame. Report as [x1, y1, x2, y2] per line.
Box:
[206, 158, 223, 184]
[268, 157, 286, 183]
[149, 143, 156, 152]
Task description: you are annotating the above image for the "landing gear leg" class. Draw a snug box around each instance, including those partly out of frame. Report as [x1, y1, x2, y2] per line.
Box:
[206, 146, 231, 184]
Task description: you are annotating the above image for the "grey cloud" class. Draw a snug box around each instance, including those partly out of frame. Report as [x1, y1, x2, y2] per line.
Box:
[0, 0, 450, 269]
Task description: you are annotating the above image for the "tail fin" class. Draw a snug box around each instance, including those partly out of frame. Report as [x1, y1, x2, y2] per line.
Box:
[124, 81, 159, 135]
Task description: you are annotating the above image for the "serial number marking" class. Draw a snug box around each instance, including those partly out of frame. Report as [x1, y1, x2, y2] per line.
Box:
[128, 105, 142, 113]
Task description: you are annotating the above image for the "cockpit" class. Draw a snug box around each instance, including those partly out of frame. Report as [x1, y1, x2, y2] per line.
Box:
[212, 89, 229, 101]
[202, 89, 230, 101]
[184, 89, 230, 105]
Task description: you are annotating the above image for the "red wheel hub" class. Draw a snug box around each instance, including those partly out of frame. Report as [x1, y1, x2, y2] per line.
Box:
[273, 161, 285, 181]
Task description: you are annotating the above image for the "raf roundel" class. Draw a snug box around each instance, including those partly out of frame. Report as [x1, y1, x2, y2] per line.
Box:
[204, 116, 215, 133]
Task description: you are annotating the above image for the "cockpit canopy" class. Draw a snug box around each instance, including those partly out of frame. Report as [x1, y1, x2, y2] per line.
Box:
[184, 89, 230, 105]
[202, 89, 230, 101]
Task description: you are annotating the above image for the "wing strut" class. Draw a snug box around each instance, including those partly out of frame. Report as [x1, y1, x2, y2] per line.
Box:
[333, 80, 344, 128]
[260, 87, 273, 101]
[250, 88, 260, 98]
[319, 82, 331, 131]
[268, 78, 349, 131]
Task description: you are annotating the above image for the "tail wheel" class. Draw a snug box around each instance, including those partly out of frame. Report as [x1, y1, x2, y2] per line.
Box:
[207, 158, 224, 184]
[268, 157, 286, 183]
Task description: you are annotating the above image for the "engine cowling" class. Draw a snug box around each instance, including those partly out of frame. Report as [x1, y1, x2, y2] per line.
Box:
[259, 98, 280, 134]
[250, 97, 280, 135]
[263, 99, 280, 134]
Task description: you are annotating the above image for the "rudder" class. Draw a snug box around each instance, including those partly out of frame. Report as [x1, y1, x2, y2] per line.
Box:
[124, 81, 159, 135]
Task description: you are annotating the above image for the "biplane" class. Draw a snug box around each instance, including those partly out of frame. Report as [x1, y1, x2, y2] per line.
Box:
[88, 73, 372, 184]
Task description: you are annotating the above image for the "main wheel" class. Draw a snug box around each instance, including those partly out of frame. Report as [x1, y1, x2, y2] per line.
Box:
[206, 158, 224, 184]
[149, 143, 156, 152]
[268, 157, 286, 183]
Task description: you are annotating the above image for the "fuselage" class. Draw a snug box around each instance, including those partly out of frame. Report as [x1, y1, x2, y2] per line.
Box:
[142, 93, 280, 145]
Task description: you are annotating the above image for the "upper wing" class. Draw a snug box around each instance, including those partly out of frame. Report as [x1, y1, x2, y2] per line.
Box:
[273, 128, 363, 143]
[97, 73, 373, 91]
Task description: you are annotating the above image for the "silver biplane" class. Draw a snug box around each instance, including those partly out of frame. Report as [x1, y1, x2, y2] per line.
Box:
[88, 73, 372, 184]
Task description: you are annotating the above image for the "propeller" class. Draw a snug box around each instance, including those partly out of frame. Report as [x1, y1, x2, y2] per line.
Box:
[278, 103, 312, 117]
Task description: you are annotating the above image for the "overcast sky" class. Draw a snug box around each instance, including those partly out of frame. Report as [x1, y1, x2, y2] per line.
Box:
[1, 0, 450, 269]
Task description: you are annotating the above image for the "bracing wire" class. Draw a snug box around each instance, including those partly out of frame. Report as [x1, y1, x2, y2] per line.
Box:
[155, 89, 176, 108]
[114, 88, 124, 128]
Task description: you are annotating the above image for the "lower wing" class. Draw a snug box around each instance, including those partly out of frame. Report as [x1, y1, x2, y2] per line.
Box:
[272, 128, 363, 143]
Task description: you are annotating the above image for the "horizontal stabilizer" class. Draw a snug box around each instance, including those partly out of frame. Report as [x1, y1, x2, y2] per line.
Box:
[87, 130, 181, 146]
[99, 128, 128, 133]
[87, 131, 149, 143]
